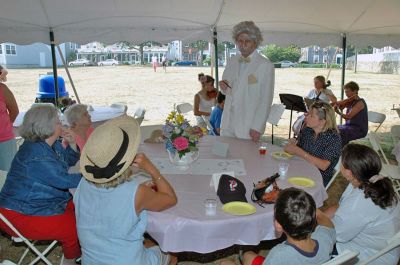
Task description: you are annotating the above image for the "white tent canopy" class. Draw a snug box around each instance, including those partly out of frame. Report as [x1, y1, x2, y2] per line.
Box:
[1, 0, 400, 48]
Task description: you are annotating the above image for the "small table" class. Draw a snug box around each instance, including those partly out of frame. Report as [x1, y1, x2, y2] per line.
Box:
[141, 136, 327, 253]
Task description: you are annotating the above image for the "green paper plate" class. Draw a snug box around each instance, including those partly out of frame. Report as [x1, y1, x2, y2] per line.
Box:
[287, 176, 316, 188]
[222, 201, 257, 216]
[271, 151, 293, 160]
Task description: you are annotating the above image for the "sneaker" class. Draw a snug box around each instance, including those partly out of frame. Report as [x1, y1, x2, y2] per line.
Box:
[75, 257, 81, 264]
[160, 252, 170, 265]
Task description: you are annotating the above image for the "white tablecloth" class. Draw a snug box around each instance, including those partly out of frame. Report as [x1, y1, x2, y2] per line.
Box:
[13, 106, 125, 128]
[141, 136, 328, 253]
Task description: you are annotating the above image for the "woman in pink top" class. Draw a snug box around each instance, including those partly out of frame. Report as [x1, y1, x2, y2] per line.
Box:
[63, 104, 94, 152]
[0, 66, 19, 171]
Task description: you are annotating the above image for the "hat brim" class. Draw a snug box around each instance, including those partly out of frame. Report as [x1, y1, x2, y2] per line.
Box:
[80, 115, 140, 184]
[219, 193, 248, 204]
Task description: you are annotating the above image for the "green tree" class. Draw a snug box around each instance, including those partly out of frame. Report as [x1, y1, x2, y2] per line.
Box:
[261, 45, 301, 62]
[119, 41, 162, 65]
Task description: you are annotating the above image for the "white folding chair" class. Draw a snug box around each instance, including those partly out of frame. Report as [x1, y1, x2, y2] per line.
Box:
[321, 249, 359, 265]
[359, 230, 400, 265]
[368, 132, 400, 198]
[267, 104, 285, 144]
[133, 107, 146, 125]
[140, 125, 163, 143]
[201, 115, 216, 136]
[15, 136, 24, 150]
[0, 171, 63, 265]
[391, 125, 400, 145]
[176, 103, 193, 114]
[326, 156, 341, 190]
[368, 111, 386, 132]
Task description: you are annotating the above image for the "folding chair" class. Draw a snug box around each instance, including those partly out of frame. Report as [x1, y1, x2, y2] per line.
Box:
[176, 103, 193, 114]
[391, 125, 400, 145]
[326, 156, 341, 190]
[201, 115, 216, 136]
[267, 103, 285, 144]
[368, 133, 400, 198]
[368, 111, 386, 132]
[359, 230, 400, 265]
[321, 249, 359, 265]
[133, 107, 146, 125]
[140, 124, 163, 143]
[0, 171, 63, 265]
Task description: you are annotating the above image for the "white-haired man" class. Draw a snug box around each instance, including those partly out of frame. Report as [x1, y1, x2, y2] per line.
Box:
[219, 21, 275, 141]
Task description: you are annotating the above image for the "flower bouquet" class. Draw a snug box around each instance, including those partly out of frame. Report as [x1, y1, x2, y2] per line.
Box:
[163, 111, 205, 161]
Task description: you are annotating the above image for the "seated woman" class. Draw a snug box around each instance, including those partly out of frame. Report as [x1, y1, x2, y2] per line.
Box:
[284, 101, 341, 186]
[332, 81, 368, 146]
[324, 144, 399, 264]
[63, 103, 94, 151]
[0, 104, 82, 265]
[293, 75, 336, 136]
[74, 115, 177, 265]
[194, 75, 217, 127]
[306, 75, 336, 103]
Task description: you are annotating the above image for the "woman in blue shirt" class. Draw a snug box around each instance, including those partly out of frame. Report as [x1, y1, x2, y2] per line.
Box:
[0, 104, 82, 264]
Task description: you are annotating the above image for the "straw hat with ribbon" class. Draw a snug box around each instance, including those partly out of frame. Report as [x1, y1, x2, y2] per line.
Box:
[80, 115, 141, 184]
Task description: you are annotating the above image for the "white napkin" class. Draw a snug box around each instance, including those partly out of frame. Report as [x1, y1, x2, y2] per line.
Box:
[210, 171, 235, 192]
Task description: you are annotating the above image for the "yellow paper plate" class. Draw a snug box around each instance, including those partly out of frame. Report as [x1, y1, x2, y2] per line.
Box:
[222, 202, 257, 216]
[287, 177, 316, 188]
[271, 151, 293, 160]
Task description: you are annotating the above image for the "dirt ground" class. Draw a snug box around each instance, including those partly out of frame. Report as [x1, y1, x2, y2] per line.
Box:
[5, 65, 400, 136]
[1, 66, 399, 264]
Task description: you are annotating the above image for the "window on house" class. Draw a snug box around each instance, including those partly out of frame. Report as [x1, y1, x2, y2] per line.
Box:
[0, 45, 2, 54]
[5, 45, 16, 55]
[313, 55, 319, 63]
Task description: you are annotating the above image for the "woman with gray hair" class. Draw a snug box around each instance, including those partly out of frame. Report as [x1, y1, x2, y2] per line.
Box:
[0, 104, 82, 265]
[63, 103, 94, 151]
[219, 21, 274, 141]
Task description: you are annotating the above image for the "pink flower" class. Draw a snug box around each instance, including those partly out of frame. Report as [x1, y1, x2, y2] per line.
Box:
[173, 136, 189, 151]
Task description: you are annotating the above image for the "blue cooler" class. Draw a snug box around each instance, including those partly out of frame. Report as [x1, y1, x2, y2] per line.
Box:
[35, 75, 69, 104]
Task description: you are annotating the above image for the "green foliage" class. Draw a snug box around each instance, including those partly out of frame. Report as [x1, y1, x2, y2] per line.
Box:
[261, 44, 301, 63]
[298, 63, 341, 69]
[67, 52, 77, 62]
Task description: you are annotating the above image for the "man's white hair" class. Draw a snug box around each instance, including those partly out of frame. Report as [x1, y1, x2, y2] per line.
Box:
[232, 21, 263, 47]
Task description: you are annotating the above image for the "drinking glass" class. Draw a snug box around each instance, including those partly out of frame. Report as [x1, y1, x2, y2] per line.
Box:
[204, 199, 217, 216]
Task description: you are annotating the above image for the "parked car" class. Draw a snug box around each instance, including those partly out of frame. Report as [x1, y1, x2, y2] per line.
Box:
[280, 60, 297, 68]
[172, 60, 197, 66]
[97, 59, 120, 66]
[68, 58, 93, 67]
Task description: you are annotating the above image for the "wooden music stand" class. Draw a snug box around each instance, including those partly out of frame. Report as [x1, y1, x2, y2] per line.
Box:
[279, 93, 307, 138]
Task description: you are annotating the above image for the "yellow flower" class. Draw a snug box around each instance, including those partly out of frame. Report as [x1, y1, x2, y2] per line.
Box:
[176, 114, 185, 124]
[200, 127, 207, 135]
[167, 111, 176, 121]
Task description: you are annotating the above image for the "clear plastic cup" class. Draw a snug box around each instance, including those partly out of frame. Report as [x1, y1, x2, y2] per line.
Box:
[279, 161, 289, 178]
[204, 199, 217, 216]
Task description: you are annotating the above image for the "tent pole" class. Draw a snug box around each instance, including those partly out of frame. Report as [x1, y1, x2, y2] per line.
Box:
[213, 28, 219, 87]
[56, 45, 81, 103]
[340, 33, 346, 124]
[50, 29, 59, 108]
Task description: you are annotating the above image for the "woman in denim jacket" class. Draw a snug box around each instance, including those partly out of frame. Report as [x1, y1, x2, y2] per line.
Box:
[0, 104, 82, 265]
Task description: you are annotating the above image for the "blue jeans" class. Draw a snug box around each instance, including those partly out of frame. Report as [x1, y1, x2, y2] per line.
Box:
[0, 138, 17, 171]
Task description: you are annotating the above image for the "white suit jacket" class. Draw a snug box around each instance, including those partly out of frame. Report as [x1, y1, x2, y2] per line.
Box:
[220, 52, 275, 139]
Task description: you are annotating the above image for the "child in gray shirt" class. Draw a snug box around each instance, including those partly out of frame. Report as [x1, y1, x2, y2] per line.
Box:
[221, 187, 336, 265]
